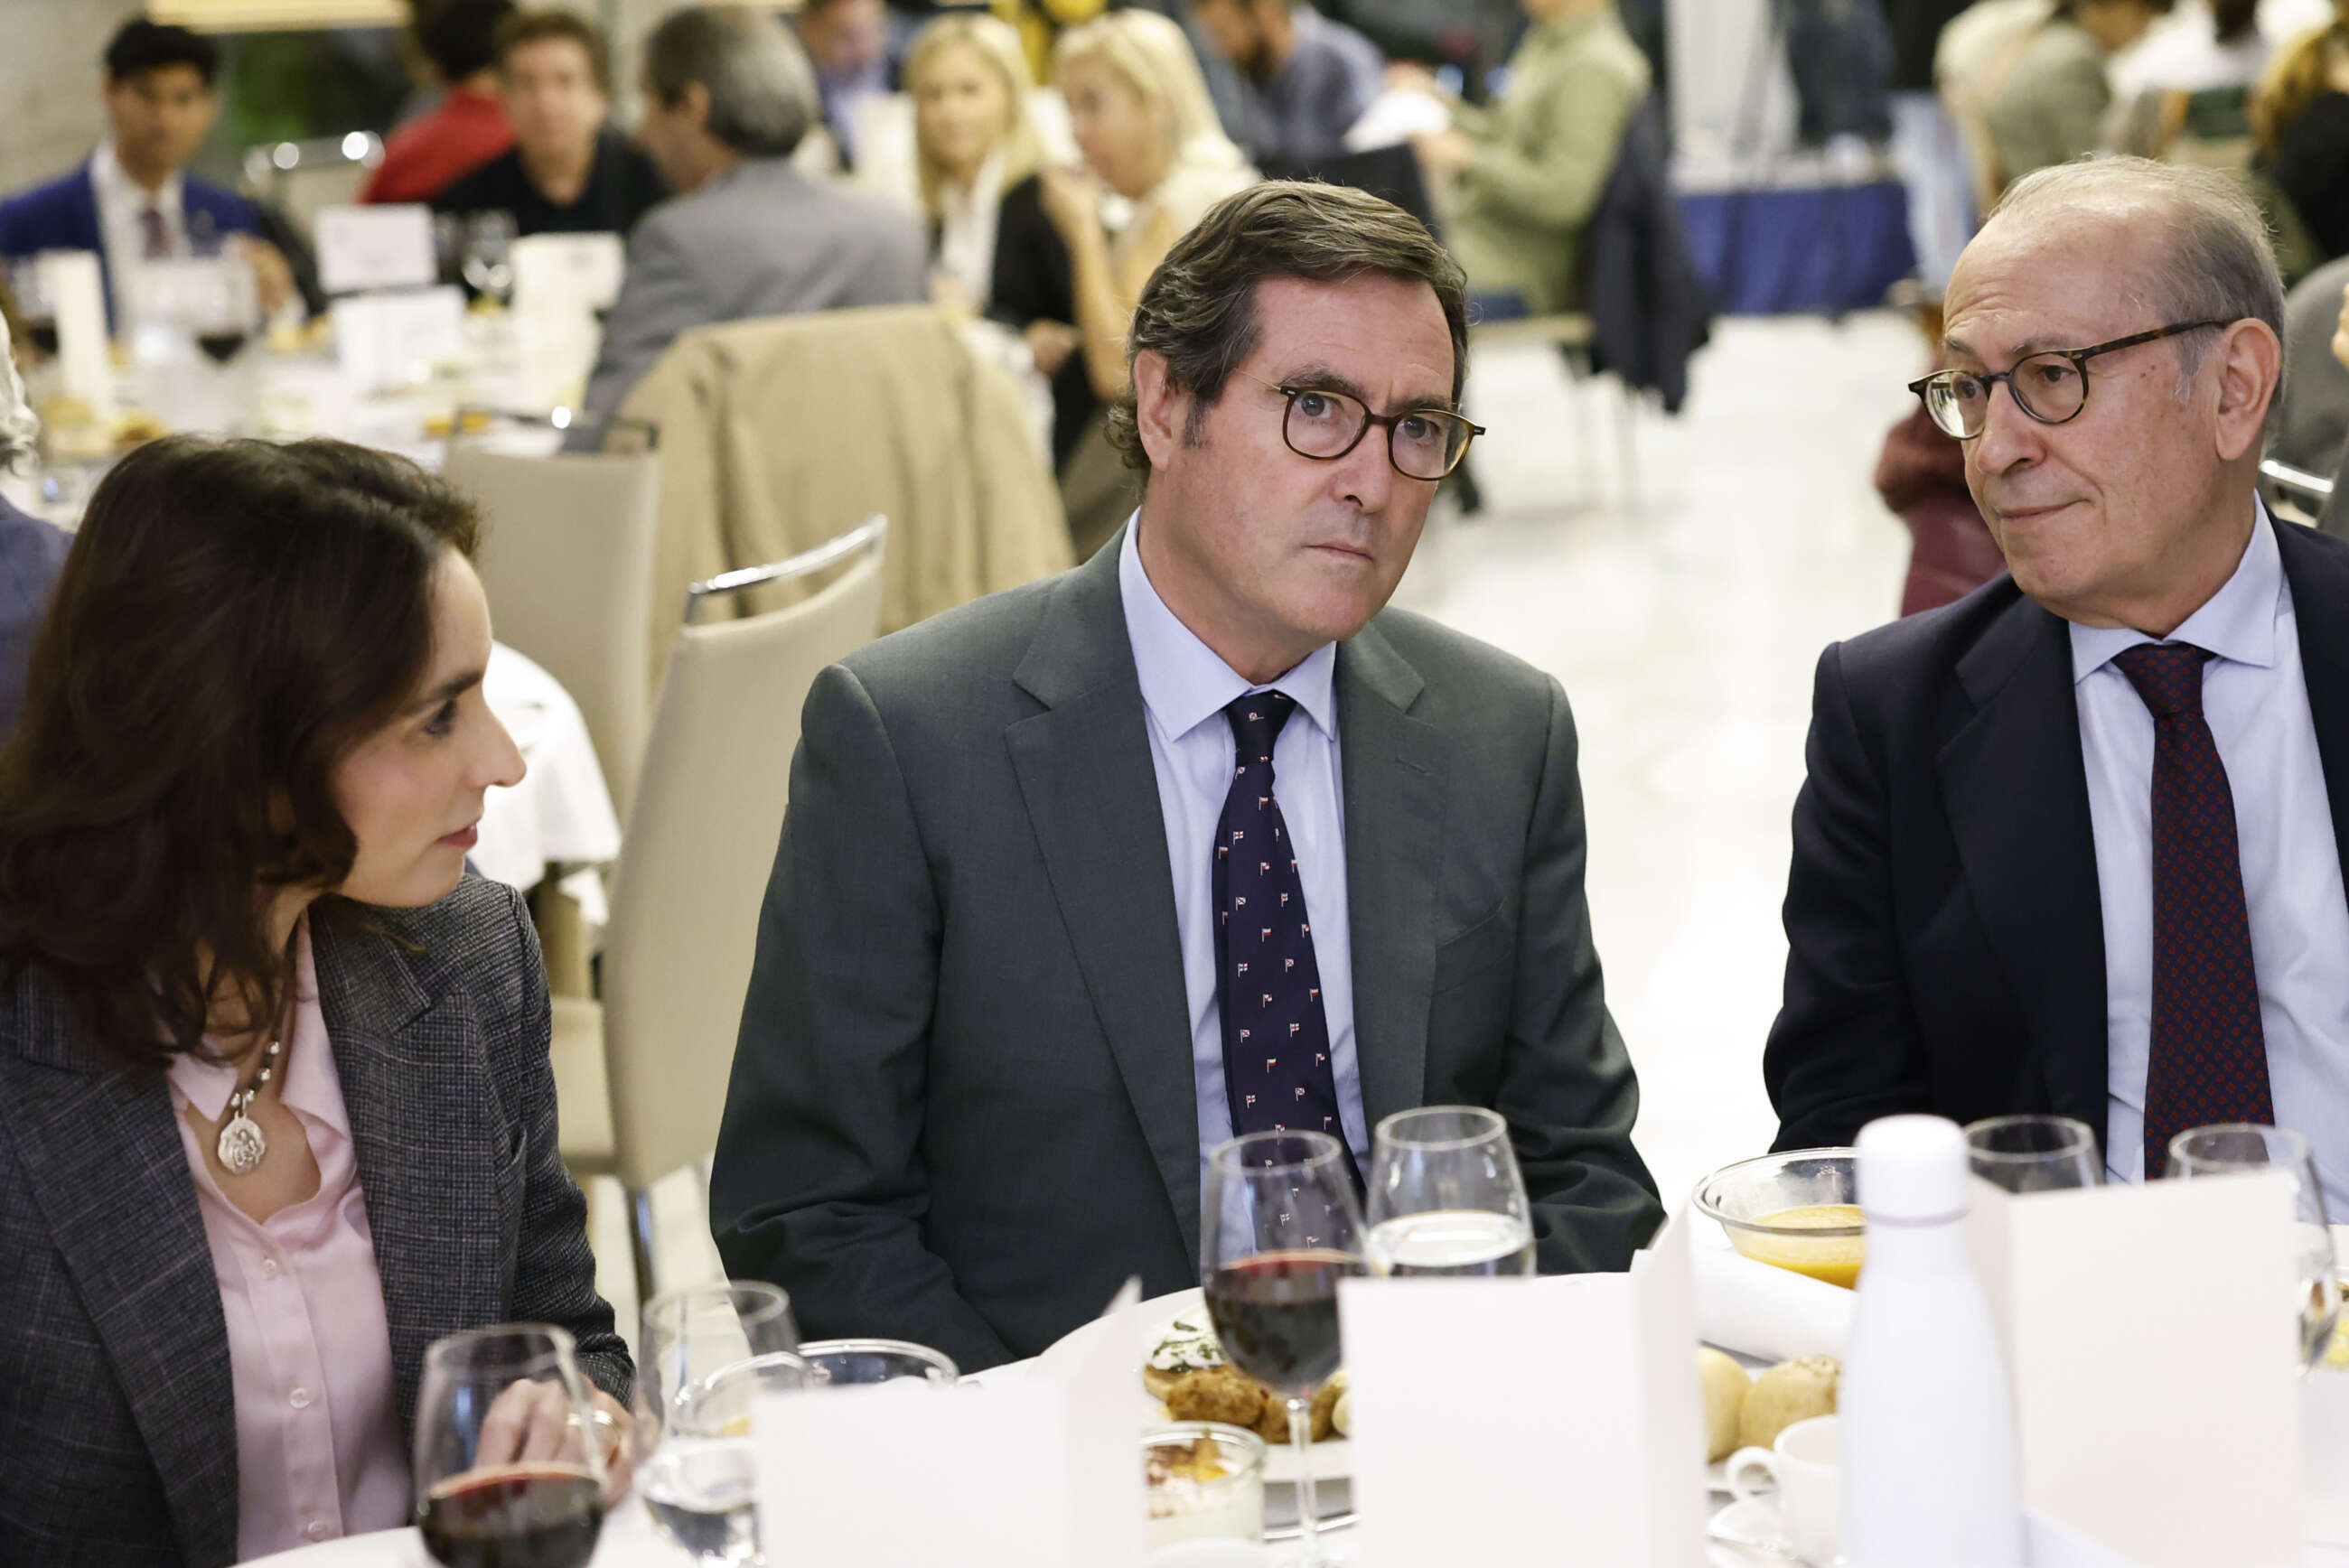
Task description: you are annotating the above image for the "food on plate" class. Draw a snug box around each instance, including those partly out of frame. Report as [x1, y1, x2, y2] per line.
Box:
[1144, 1307, 1226, 1400]
[1739, 1355, 1839, 1451]
[111, 408, 168, 451]
[1329, 1374, 1352, 1437]
[1166, 1365, 1268, 1430]
[1145, 1309, 1342, 1445]
[1144, 1425, 1266, 1548]
[1699, 1347, 1751, 1462]
[1735, 1204, 1867, 1289]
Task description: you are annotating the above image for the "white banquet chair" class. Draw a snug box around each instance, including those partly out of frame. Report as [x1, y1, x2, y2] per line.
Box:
[553, 516, 888, 1302]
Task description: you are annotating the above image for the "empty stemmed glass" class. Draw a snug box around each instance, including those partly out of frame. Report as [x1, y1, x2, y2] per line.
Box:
[634, 1282, 805, 1564]
[1203, 1129, 1370, 1567]
[1365, 1105, 1536, 1275]
[461, 210, 519, 305]
[2166, 1124, 2342, 1374]
[1963, 1115, 2104, 1194]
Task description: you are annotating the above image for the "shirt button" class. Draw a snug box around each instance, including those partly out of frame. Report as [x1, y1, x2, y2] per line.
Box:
[258, 1257, 279, 1279]
[289, 1386, 313, 1410]
[303, 1520, 331, 1543]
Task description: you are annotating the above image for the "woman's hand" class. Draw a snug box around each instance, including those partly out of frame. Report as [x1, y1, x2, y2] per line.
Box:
[1037, 163, 1104, 243]
[1023, 318, 1082, 377]
[475, 1379, 636, 1503]
[1413, 129, 1476, 181]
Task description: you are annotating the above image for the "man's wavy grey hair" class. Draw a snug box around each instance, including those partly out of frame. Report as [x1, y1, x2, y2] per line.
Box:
[1986, 155, 2284, 418]
[0, 311, 37, 475]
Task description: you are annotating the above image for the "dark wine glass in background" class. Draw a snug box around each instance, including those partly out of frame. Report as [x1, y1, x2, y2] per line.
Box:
[1202, 1129, 1370, 1567]
[414, 1324, 608, 1568]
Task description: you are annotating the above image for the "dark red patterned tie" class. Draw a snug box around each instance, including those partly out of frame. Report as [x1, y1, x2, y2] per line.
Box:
[1212, 692, 1360, 1187]
[2111, 642, 2273, 1181]
[138, 203, 170, 260]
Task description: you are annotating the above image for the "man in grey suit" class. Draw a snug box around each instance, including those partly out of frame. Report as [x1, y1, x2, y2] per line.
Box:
[712, 182, 1663, 1372]
[568, 5, 923, 444]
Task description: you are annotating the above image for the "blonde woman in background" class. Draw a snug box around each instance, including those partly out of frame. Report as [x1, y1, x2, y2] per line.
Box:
[1043, 9, 1257, 554]
[908, 13, 1100, 476]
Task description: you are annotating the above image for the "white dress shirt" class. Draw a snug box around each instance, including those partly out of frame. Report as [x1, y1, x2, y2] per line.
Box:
[1117, 519, 1370, 1188]
[2074, 505, 2349, 1208]
[89, 141, 189, 320]
[935, 152, 1004, 312]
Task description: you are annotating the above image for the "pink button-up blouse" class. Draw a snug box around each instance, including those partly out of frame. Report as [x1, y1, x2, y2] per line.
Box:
[166, 924, 412, 1558]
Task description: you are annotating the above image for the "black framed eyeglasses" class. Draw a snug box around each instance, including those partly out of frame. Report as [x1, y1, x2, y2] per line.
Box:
[1906, 319, 2233, 441]
[1240, 373, 1485, 480]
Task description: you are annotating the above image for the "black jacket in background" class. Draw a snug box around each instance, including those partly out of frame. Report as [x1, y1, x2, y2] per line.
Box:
[1582, 100, 1711, 414]
[2273, 92, 2349, 265]
[431, 126, 669, 238]
[955, 173, 1097, 474]
[1884, 0, 1973, 92]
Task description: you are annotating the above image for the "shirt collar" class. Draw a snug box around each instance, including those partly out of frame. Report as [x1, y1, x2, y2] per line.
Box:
[1118, 517, 1338, 744]
[2070, 499, 2281, 684]
[165, 919, 346, 1135]
[90, 141, 183, 220]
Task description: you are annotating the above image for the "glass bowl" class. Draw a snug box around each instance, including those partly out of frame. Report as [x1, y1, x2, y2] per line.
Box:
[1694, 1148, 1866, 1289]
[1143, 1422, 1266, 1548]
[791, 1337, 960, 1386]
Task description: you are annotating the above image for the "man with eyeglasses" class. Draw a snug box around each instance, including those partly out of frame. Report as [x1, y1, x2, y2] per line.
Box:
[712, 181, 1665, 1369]
[1764, 156, 2349, 1205]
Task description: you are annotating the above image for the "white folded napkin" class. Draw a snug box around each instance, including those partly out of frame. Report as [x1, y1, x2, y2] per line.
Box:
[1690, 1227, 1854, 1363]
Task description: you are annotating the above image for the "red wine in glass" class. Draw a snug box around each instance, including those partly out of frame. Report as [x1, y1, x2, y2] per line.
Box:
[419, 1465, 604, 1568]
[1203, 1248, 1352, 1394]
[196, 329, 247, 365]
[25, 319, 58, 359]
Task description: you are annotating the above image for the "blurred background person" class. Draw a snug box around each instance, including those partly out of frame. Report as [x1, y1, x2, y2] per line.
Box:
[0, 303, 68, 742]
[572, 4, 924, 443]
[0, 435, 630, 1563]
[993, 0, 1111, 85]
[1043, 9, 1256, 555]
[2256, 2, 2349, 260]
[0, 20, 294, 326]
[2274, 252, 2349, 490]
[431, 8, 668, 238]
[797, 0, 900, 172]
[1189, 0, 1384, 165]
[1412, 0, 1652, 317]
[1941, 0, 2168, 206]
[907, 13, 1100, 474]
[1886, 0, 1979, 290]
[364, 0, 519, 204]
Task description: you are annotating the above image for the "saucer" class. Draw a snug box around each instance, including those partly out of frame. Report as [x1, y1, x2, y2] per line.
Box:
[1708, 1496, 1800, 1565]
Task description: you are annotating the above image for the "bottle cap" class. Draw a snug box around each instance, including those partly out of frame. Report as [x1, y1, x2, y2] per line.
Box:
[1856, 1114, 1970, 1223]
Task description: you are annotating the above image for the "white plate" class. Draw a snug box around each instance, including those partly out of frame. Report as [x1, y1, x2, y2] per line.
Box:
[1034, 1286, 1353, 1484]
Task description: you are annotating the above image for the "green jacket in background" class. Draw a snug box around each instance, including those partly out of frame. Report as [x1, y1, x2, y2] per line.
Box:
[1979, 16, 2109, 188]
[1449, 9, 1652, 314]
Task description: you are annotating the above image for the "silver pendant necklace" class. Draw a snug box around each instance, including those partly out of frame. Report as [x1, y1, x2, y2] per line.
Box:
[216, 1033, 283, 1176]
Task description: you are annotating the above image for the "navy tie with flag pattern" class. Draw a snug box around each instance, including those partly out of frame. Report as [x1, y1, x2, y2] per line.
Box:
[2111, 641, 2274, 1181]
[1213, 691, 1362, 1187]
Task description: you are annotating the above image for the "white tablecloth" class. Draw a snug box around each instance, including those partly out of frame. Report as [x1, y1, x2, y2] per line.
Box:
[475, 641, 622, 898]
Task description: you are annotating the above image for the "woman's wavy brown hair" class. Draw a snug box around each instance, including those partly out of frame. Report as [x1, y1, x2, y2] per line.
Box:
[0, 435, 481, 1077]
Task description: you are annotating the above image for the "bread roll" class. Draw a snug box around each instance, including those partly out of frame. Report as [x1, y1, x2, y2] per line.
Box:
[1698, 1348, 1751, 1462]
[1738, 1355, 1839, 1451]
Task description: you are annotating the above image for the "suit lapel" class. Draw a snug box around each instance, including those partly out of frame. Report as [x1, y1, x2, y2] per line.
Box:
[310, 906, 507, 1431]
[1337, 622, 1448, 1131]
[1936, 593, 2110, 1143]
[0, 976, 239, 1567]
[1006, 539, 1203, 1261]
[2274, 519, 2349, 908]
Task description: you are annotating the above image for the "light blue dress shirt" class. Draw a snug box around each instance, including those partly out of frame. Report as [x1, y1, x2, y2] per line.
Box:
[1117, 521, 1371, 1188]
[2073, 506, 2349, 1209]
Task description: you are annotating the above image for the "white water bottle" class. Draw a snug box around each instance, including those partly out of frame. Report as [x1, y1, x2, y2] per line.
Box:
[1839, 1115, 2026, 1568]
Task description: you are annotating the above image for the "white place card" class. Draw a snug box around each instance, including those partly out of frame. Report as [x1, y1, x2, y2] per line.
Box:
[35, 249, 112, 412]
[314, 203, 437, 295]
[1965, 1171, 2304, 1568]
[1341, 1204, 1708, 1566]
[750, 1280, 1144, 1568]
[511, 232, 624, 317]
[329, 286, 464, 392]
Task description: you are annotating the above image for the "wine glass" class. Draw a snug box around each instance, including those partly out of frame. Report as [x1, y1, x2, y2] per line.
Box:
[1203, 1129, 1371, 1567]
[413, 1323, 609, 1568]
[634, 1282, 804, 1564]
[1365, 1105, 1536, 1275]
[1963, 1115, 2104, 1194]
[2166, 1124, 2342, 1374]
[6, 258, 57, 359]
[462, 210, 519, 305]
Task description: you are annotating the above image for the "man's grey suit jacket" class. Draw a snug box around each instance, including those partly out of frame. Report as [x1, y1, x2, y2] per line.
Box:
[0, 879, 629, 1566]
[570, 155, 926, 442]
[711, 528, 1663, 1371]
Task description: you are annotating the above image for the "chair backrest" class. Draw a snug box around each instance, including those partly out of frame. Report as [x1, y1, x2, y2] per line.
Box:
[445, 443, 663, 817]
[599, 518, 888, 1190]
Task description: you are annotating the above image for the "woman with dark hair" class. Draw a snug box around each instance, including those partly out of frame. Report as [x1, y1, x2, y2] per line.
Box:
[0, 435, 631, 1565]
[2259, 0, 2349, 259]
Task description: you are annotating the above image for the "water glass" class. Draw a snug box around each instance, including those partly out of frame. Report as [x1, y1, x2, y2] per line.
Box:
[413, 1324, 608, 1568]
[635, 1282, 803, 1564]
[2166, 1124, 2342, 1374]
[462, 210, 519, 304]
[1365, 1105, 1536, 1275]
[1963, 1115, 2103, 1194]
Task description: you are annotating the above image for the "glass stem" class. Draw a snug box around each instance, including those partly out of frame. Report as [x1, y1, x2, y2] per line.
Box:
[1289, 1395, 1322, 1564]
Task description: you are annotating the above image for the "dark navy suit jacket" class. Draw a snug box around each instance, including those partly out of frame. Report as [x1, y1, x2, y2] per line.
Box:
[0, 490, 67, 742]
[0, 162, 259, 328]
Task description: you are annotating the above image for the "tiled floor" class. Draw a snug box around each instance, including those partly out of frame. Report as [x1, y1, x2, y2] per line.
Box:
[1406, 310, 1923, 1211]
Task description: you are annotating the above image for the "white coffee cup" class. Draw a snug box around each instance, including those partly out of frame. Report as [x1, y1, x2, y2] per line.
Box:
[1727, 1414, 1839, 1566]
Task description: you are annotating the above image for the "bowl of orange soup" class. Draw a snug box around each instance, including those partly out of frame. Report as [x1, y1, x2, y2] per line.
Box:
[1696, 1149, 1866, 1289]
